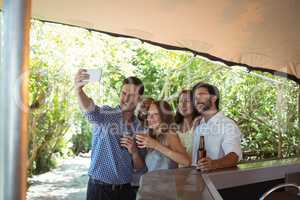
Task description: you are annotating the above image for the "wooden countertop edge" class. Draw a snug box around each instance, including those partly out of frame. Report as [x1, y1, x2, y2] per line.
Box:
[202, 173, 223, 200]
[205, 158, 300, 190]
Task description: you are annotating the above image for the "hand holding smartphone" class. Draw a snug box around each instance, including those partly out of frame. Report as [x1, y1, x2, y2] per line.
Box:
[84, 69, 102, 82]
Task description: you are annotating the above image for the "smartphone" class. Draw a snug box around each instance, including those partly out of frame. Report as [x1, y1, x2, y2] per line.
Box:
[85, 69, 102, 82]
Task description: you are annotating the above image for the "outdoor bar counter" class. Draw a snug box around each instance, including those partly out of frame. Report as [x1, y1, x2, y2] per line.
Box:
[137, 158, 300, 200]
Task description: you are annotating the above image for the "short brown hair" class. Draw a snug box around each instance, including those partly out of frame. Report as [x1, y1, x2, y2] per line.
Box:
[122, 76, 144, 95]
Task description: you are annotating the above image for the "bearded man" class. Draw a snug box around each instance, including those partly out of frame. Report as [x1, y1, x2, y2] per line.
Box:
[191, 82, 242, 171]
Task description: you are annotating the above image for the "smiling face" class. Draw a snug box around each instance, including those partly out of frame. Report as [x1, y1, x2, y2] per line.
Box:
[178, 92, 193, 117]
[147, 103, 161, 130]
[194, 87, 214, 114]
[120, 84, 141, 112]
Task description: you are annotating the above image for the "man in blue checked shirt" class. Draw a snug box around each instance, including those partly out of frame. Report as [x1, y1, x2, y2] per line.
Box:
[75, 69, 146, 200]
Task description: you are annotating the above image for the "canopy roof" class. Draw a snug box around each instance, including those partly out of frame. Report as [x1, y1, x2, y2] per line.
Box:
[3, 0, 300, 82]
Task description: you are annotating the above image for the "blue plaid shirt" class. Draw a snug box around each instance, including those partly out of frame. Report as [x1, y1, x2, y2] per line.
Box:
[84, 105, 144, 184]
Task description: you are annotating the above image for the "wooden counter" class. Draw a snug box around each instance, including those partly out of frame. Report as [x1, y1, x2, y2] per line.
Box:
[136, 168, 215, 200]
[136, 158, 300, 200]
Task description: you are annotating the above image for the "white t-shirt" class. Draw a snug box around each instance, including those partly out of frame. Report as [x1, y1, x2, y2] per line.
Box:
[192, 112, 242, 165]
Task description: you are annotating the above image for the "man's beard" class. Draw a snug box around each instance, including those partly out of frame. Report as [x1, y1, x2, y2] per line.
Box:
[196, 99, 211, 114]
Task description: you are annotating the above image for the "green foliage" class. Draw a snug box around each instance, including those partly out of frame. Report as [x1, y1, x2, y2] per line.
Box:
[28, 20, 300, 176]
[71, 112, 92, 155]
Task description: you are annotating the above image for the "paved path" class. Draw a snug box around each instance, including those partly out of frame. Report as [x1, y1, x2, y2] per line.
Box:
[27, 156, 90, 200]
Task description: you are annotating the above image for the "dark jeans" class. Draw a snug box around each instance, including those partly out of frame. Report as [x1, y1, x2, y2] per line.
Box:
[132, 186, 139, 199]
[86, 178, 135, 200]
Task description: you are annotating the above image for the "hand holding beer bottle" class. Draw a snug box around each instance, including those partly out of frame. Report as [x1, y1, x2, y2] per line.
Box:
[197, 135, 217, 172]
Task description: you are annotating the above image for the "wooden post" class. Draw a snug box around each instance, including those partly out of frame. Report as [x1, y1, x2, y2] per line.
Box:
[298, 85, 300, 156]
[0, 0, 31, 199]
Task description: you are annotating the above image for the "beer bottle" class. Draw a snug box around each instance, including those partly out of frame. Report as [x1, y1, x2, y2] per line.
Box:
[198, 135, 206, 161]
